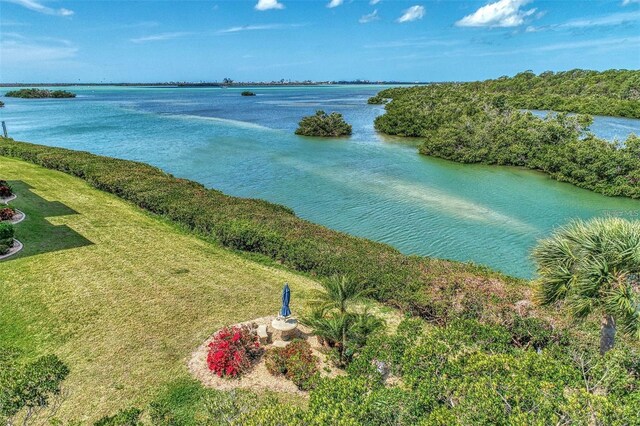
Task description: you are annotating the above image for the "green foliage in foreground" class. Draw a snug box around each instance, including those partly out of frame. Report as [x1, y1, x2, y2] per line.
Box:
[534, 218, 640, 354]
[4, 88, 76, 99]
[373, 75, 640, 198]
[0, 138, 523, 324]
[106, 318, 640, 425]
[295, 110, 352, 137]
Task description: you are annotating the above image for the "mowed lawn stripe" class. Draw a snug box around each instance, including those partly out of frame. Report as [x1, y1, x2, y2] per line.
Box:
[0, 156, 319, 420]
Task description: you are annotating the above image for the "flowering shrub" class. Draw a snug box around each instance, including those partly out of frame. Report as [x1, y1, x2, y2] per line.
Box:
[0, 207, 16, 221]
[206, 325, 262, 378]
[0, 180, 12, 198]
[265, 339, 318, 390]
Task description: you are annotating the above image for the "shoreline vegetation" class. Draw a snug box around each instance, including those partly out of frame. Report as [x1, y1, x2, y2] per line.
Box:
[5, 88, 76, 99]
[371, 69, 640, 199]
[1, 147, 638, 424]
[0, 137, 522, 322]
[295, 110, 352, 137]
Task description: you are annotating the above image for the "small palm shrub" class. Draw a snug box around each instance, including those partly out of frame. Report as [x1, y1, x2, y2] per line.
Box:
[207, 325, 262, 378]
[533, 218, 640, 354]
[295, 110, 352, 137]
[265, 339, 318, 390]
[0, 222, 14, 254]
[241, 91, 256, 96]
[0, 180, 12, 198]
[0, 207, 15, 221]
[302, 275, 384, 367]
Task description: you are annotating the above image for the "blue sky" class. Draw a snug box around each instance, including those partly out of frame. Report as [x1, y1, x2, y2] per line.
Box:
[1, 0, 639, 82]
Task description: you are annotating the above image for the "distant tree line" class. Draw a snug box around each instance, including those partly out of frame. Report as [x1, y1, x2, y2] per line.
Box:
[5, 89, 76, 99]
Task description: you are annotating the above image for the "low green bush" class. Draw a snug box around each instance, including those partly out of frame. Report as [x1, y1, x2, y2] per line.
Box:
[0, 138, 524, 324]
[265, 339, 318, 390]
[241, 91, 256, 96]
[0, 222, 14, 254]
[5, 88, 76, 99]
[295, 110, 352, 137]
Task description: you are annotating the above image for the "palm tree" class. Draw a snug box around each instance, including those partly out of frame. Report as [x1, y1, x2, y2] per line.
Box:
[310, 275, 370, 314]
[532, 218, 640, 355]
[302, 275, 383, 367]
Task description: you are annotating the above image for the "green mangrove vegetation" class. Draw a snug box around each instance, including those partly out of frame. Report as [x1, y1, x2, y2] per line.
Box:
[241, 91, 256, 96]
[372, 69, 640, 199]
[4, 88, 76, 99]
[295, 110, 352, 137]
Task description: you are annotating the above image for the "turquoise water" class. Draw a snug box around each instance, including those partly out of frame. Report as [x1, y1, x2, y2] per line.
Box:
[1, 85, 639, 278]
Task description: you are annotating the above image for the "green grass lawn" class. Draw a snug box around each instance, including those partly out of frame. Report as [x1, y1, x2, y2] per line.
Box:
[0, 156, 326, 421]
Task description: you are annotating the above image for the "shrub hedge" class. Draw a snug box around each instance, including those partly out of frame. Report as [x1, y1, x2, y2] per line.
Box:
[0, 138, 525, 322]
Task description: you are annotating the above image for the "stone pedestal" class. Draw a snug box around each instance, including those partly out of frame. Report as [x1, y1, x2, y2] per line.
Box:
[271, 317, 298, 342]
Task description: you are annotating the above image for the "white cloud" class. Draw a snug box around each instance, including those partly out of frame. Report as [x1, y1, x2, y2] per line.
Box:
[5, 0, 73, 16]
[370, 0, 381, 4]
[217, 23, 304, 34]
[255, 0, 284, 11]
[622, 0, 640, 5]
[130, 32, 192, 43]
[327, 0, 343, 8]
[359, 9, 379, 23]
[397, 5, 425, 23]
[456, 0, 536, 28]
[1, 33, 77, 64]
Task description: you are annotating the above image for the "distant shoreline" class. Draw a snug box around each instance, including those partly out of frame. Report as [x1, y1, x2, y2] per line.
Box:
[0, 81, 433, 88]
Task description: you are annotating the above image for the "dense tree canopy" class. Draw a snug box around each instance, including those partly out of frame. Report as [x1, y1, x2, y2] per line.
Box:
[295, 110, 352, 137]
[372, 70, 640, 199]
[5, 89, 76, 99]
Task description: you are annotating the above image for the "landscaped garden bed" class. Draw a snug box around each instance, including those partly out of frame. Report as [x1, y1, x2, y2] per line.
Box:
[0, 179, 16, 203]
[0, 206, 25, 224]
[188, 316, 344, 395]
[0, 222, 22, 259]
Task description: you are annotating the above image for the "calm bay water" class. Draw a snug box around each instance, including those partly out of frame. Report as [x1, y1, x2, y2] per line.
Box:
[1, 85, 639, 278]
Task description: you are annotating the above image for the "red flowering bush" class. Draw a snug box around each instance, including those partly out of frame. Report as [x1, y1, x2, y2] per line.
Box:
[0, 181, 12, 198]
[207, 325, 262, 378]
[0, 207, 15, 221]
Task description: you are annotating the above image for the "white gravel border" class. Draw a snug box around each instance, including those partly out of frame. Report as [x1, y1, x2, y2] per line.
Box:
[0, 194, 16, 205]
[0, 239, 23, 260]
